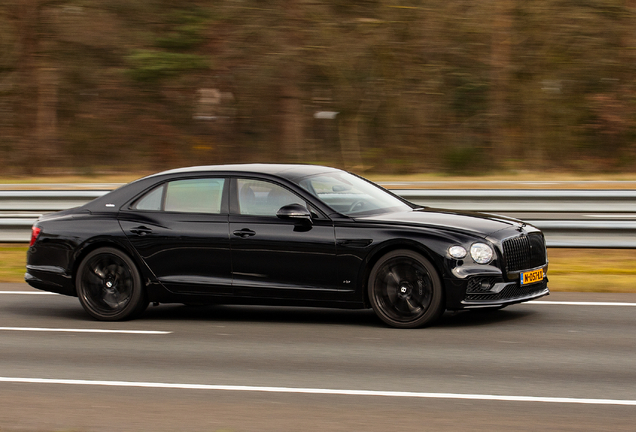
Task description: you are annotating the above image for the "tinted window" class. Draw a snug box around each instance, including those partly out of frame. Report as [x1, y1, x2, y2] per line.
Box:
[164, 178, 225, 214]
[237, 179, 302, 216]
[135, 186, 164, 211]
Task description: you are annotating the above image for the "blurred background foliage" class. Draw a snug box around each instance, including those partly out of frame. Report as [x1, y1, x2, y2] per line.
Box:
[0, 0, 635, 175]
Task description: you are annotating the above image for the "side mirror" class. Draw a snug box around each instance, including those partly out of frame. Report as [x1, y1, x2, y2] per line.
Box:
[276, 203, 312, 224]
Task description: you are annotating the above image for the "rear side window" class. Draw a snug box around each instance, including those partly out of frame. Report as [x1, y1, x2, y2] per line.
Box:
[134, 178, 225, 214]
[135, 186, 163, 211]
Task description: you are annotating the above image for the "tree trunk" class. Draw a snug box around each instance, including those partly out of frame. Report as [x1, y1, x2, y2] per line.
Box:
[339, 115, 364, 171]
[35, 66, 58, 165]
[489, 0, 513, 165]
[15, 0, 40, 172]
[280, 82, 304, 163]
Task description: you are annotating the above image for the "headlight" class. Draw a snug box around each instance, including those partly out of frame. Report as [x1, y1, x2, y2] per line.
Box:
[470, 243, 493, 264]
[448, 246, 467, 259]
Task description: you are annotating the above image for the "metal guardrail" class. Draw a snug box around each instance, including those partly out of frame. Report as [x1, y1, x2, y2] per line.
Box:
[0, 190, 106, 212]
[2, 187, 636, 247]
[398, 189, 636, 213]
[397, 189, 636, 248]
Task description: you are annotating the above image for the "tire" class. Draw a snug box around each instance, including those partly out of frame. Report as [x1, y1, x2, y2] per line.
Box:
[368, 250, 444, 329]
[76, 247, 148, 321]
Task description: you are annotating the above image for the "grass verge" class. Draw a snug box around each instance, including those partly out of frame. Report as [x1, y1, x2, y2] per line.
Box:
[546, 249, 636, 293]
[2, 171, 636, 189]
[0, 244, 28, 283]
[1, 245, 634, 293]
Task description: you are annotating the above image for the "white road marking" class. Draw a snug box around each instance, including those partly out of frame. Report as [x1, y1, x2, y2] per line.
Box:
[0, 327, 171, 335]
[529, 301, 636, 307]
[0, 291, 58, 295]
[0, 377, 633, 406]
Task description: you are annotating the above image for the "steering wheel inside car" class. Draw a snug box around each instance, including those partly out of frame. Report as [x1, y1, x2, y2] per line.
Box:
[348, 200, 365, 212]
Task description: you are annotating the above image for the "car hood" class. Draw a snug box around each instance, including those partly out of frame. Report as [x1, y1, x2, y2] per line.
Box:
[353, 207, 524, 237]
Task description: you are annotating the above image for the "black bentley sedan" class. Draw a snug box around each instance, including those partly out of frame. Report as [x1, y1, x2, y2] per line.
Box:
[25, 164, 549, 328]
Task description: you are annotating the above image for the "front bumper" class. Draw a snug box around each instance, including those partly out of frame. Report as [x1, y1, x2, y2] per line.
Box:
[461, 278, 549, 308]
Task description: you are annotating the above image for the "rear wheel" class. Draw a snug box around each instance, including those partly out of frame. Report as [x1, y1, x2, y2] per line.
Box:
[368, 250, 444, 328]
[76, 247, 148, 321]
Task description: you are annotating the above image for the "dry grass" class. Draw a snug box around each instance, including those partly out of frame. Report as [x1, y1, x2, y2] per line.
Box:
[1, 171, 636, 189]
[366, 172, 636, 182]
[0, 244, 28, 283]
[366, 172, 636, 189]
[2, 244, 635, 292]
[0, 174, 144, 186]
[547, 249, 636, 293]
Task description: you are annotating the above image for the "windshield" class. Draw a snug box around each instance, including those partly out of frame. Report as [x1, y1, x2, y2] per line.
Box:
[296, 172, 412, 216]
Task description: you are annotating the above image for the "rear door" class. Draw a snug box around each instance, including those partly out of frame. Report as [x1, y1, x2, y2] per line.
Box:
[119, 177, 232, 295]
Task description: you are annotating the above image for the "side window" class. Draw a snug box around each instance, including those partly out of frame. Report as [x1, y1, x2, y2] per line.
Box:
[165, 178, 225, 214]
[135, 185, 164, 211]
[237, 179, 302, 216]
[133, 178, 225, 214]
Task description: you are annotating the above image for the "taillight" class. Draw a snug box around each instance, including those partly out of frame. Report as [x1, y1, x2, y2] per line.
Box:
[30, 226, 41, 247]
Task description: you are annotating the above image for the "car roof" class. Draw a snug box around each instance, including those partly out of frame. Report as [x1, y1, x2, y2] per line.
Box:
[147, 163, 342, 181]
[83, 164, 346, 213]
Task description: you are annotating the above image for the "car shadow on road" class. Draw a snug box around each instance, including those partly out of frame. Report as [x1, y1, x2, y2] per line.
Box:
[436, 308, 538, 328]
[140, 303, 537, 328]
[6, 296, 538, 329]
[141, 303, 383, 327]
[5, 302, 92, 322]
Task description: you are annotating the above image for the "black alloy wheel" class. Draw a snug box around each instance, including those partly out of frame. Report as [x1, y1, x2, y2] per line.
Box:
[76, 247, 148, 321]
[368, 250, 444, 328]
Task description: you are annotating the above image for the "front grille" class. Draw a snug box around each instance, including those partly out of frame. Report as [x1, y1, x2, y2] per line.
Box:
[464, 281, 546, 302]
[503, 233, 547, 272]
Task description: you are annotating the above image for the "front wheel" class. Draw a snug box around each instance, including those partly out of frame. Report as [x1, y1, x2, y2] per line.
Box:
[368, 250, 444, 328]
[76, 247, 148, 321]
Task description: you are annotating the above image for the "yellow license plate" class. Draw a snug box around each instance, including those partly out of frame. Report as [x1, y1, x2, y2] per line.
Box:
[521, 268, 544, 285]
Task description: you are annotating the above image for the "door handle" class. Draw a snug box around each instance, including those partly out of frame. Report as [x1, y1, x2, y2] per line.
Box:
[130, 226, 152, 236]
[233, 228, 256, 238]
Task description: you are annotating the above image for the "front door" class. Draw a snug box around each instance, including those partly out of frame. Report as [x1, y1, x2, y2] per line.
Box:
[229, 178, 341, 299]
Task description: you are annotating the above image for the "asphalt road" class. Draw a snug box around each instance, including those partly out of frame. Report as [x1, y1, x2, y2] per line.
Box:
[0, 283, 635, 432]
